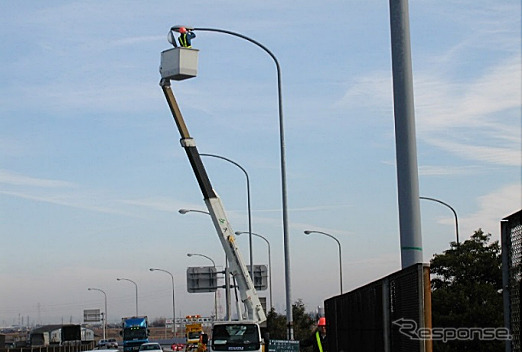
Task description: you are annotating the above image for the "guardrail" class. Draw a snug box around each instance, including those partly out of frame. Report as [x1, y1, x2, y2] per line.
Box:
[1, 344, 95, 352]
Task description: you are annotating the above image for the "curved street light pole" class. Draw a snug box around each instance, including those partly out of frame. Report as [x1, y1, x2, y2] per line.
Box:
[187, 253, 218, 319]
[180, 209, 231, 320]
[304, 230, 343, 294]
[117, 278, 138, 316]
[420, 196, 460, 245]
[88, 288, 107, 339]
[235, 231, 272, 310]
[173, 26, 293, 339]
[187, 252, 216, 267]
[200, 153, 254, 280]
[149, 268, 176, 337]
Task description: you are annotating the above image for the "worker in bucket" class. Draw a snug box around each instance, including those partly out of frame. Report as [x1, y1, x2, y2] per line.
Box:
[178, 27, 196, 48]
[300, 317, 328, 352]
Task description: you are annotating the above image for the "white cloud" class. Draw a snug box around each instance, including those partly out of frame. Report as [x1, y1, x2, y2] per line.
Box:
[425, 138, 521, 166]
[415, 56, 521, 132]
[415, 57, 521, 166]
[119, 196, 198, 213]
[110, 35, 163, 47]
[0, 169, 76, 188]
[0, 189, 129, 216]
[461, 183, 522, 237]
[336, 55, 521, 166]
[334, 71, 392, 112]
[418, 165, 482, 176]
[0, 169, 132, 216]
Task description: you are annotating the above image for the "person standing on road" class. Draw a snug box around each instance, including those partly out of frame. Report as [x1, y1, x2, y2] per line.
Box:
[197, 333, 208, 352]
[300, 317, 328, 352]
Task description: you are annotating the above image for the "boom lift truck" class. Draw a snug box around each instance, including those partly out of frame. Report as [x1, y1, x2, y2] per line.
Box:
[160, 41, 267, 352]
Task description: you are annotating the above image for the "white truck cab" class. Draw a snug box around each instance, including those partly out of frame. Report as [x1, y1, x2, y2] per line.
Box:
[208, 321, 263, 352]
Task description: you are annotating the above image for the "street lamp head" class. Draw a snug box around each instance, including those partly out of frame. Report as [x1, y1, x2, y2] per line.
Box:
[170, 25, 194, 33]
[304, 230, 313, 235]
[167, 31, 176, 47]
[88, 288, 92, 291]
[116, 278, 122, 281]
[149, 268, 155, 272]
[187, 253, 193, 257]
[179, 208, 210, 215]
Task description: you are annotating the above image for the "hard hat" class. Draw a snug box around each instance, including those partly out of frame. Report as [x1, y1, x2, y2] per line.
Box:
[179, 27, 187, 34]
[318, 317, 326, 326]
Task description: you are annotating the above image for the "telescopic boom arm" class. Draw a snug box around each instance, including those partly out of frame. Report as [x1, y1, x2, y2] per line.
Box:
[160, 78, 266, 323]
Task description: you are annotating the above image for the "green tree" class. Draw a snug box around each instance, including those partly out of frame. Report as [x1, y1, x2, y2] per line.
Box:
[266, 299, 316, 342]
[291, 299, 316, 342]
[266, 307, 287, 340]
[430, 229, 504, 352]
[150, 317, 166, 327]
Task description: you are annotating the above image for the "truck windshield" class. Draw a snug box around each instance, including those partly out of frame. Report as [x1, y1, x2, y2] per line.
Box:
[124, 328, 147, 340]
[211, 324, 260, 351]
[188, 332, 201, 339]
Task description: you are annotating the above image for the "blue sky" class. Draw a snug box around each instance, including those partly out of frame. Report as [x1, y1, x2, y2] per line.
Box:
[1, 1, 521, 326]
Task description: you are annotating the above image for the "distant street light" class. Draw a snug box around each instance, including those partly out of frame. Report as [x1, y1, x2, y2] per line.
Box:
[88, 288, 107, 339]
[117, 278, 138, 316]
[187, 253, 216, 267]
[200, 153, 254, 280]
[187, 253, 218, 319]
[420, 196, 460, 245]
[304, 230, 343, 294]
[149, 268, 176, 337]
[235, 231, 273, 310]
[179, 208, 209, 215]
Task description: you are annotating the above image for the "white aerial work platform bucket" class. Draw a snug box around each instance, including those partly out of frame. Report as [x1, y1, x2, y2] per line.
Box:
[160, 47, 199, 81]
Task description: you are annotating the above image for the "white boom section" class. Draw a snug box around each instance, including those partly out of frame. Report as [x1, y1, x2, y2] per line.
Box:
[204, 196, 266, 323]
[161, 80, 266, 324]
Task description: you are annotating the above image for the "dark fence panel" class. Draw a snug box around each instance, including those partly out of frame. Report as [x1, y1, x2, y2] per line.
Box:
[325, 263, 430, 352]
[502, 210, 522, 352]
[389, 265, 424, 352]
